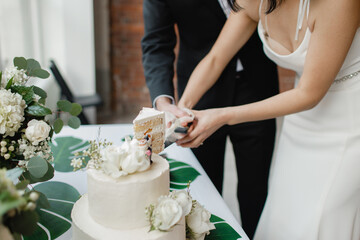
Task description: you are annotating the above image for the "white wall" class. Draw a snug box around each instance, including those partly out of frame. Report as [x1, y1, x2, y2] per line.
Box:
[0, 0, 96, 122]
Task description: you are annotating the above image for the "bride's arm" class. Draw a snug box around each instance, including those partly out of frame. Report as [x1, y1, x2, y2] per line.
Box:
[178, 9, 258, 109]
[178, 0, 360, 147]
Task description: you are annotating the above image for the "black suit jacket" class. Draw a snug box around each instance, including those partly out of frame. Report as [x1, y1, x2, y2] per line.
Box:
[141, 0, 278, 110]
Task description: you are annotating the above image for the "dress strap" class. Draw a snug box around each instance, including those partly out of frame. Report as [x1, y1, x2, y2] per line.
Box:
[295, 0, 310, 41]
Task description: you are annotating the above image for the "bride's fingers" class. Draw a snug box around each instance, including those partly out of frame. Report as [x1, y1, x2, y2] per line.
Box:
[178, 135, 204, 148]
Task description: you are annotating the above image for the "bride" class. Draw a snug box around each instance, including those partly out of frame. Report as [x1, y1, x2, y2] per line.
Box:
[176, 0, 360, 239]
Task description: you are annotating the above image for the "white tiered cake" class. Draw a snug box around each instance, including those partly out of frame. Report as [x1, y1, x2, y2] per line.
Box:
[71, 108, 186, 240]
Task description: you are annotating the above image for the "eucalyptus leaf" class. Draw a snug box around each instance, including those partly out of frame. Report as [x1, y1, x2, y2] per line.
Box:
[26, 59, 41, 77]
[14, 57, 27, 70]
[22, 161, 54, 184]
[50, 136, 90, 172]
[69, 103, 82, 116]
[57, 100, 72, 112]
[33, 86, 47, 99]
[23, 182, 80, 240]
[53, 118, 64, 134]
[38, 98, 46, 105]
[0, 71, 2, 86]
[68, 116, 81, 129]
[32, 69, 50, 79]
[5, 167, 24, 182]
[16, 180, 30, 190]
[25, 103, 52, 117]
[27, 157, 49, 179]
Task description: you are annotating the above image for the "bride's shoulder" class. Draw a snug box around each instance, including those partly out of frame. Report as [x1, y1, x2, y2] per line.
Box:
[236, 0, 262, 21]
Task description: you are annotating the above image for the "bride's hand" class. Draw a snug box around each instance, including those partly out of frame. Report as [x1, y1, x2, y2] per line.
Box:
[176, 108, 226, 148]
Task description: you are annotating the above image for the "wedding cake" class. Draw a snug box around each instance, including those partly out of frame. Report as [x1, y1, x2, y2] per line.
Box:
[71, 108, 185, 240]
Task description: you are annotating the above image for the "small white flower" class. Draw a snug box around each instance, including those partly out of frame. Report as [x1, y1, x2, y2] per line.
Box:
[186, 201, 215, 240]
[0, 89, 26, 137]
[152, 196, 183, 231]
[1, 147, 7, 153]
[2, 66, 28, 87]
[26, 202, 36, 211]
[0, 141, 7, 147]
[3, 153, 10, 160]
[8, 145, 14, 151]
[170, 190, 193, 216]
[70, 158, 83, 169]
[25, 119, 51, 145]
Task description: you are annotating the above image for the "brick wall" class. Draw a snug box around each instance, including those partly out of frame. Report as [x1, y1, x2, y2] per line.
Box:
[108, 1, 294, 120]
[110, 0, 151, 118]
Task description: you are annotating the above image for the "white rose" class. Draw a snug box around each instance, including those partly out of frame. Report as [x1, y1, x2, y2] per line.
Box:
[101, 145, 127, 178]
[153, 196, 183, 231]
[120, 139, 150, 174]
[25, 119, 50, 145]
[186, 201, 215, 240]
[170, 190, 192, 216]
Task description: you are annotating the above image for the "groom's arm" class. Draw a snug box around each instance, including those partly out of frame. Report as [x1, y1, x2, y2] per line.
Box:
[141, 0, 177, 106]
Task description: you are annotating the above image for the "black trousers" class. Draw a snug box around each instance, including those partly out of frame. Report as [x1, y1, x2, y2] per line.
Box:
[191, 71, 277, 239]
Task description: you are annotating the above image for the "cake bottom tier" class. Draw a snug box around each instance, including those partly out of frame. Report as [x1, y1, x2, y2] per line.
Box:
[72, 195, 186, 240]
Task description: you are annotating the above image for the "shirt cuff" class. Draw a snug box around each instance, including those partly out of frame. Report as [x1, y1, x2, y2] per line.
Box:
[153, 95, 175, 109]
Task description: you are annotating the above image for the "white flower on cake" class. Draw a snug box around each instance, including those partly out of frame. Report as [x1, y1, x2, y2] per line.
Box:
[151, 196, 183, 231]
[25, 119, 51, 145]
[91, 137, 151, 178]
[170, 190, 192, 216]
[0, 89, 26, 137]
[186, 201, 215, 240]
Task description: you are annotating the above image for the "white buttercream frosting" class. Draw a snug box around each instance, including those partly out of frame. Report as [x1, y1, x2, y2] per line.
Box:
[87, 154, 170, 230]
[99, 138, 151, 178]
[72, 195, 186, 240]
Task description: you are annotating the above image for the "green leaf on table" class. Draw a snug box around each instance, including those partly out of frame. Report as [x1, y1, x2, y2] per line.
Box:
[23, 181, 81, 240]
[26, 102, 52, 116]
[68, 116, 81, 129]
[57, 100, 72, 112]
[69, 103, 82, 116]
[50, 136, 90, 172]
[26, 59, 41, 77]
[5, 167, 24, 182]
[53, 118, 64, 134]
[23, 161, 54, 184]
[33, 86, 47, 99]
[35, 191, 50, 210]
[204, 214, 241, 240]
[14, 57, 27, 70]
[27, 157, 49, 178]
[167, 158, 200, 190]
[10, 85, 35, 105]
[32, 69, 50, 79]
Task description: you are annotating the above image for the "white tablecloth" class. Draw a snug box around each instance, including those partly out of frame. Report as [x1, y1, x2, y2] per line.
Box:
[53, 124, 248, 240]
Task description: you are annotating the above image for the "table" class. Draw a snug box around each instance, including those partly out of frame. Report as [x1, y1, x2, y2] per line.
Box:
[48, 124, 248, 240]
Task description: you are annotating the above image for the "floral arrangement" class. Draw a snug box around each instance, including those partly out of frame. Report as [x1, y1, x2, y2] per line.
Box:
[146, 189, 215, 240]
[0, 57, 82, 239]
[71, 135, 153, 177]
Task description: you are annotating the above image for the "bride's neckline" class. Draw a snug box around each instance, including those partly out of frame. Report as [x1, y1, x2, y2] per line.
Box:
[258, 19, 311, 57]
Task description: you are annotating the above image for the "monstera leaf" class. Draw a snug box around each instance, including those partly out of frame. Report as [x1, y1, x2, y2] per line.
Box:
[50, 136, 90, 172]
[167, 158, 201, 190]
[23, 182, 80, 240]
[205, 215, 242, 240]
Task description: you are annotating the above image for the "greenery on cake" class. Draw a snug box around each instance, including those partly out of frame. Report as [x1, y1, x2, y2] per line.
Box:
[0, 57, 82, 239]
[146, 188, 215, 240]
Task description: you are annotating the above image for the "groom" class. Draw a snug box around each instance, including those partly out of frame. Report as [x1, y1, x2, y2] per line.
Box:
[141, 0, 279, 237]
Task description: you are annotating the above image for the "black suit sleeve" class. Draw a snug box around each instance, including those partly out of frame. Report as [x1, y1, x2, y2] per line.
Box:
[141, 0, 177, 103]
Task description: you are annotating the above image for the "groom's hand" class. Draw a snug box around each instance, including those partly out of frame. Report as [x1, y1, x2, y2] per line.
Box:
[155, 97, 191, 127]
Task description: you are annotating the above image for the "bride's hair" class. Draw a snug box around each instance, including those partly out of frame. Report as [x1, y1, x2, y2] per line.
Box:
[226, 0, 283, 14]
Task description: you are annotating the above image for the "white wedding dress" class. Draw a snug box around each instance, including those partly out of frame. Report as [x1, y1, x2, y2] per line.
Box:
[254, 0, 360, 239]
